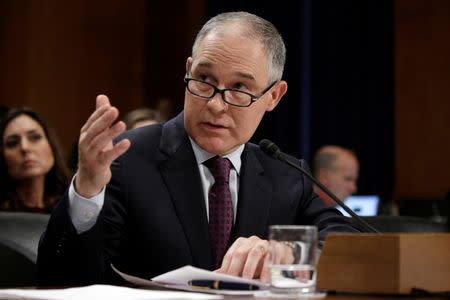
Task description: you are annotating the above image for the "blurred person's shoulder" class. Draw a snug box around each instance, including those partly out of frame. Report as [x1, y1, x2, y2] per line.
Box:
[117, 122, 163, 150]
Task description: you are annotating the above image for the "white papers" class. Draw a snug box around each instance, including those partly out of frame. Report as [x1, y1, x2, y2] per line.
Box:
[152, 265, 267, 287]
[0, 284, 222, 300]
[113, 265, 269, 295]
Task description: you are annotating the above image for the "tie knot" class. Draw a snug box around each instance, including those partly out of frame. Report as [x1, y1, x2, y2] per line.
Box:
[204, 156, 231, 184]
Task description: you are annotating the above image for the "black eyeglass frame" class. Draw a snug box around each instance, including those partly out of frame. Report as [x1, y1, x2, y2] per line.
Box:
[184, 77, 277, 107]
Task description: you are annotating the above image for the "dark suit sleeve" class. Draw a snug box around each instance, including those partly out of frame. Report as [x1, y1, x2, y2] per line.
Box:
[37, 160, 128, 286]
[293, 159, 361, 243]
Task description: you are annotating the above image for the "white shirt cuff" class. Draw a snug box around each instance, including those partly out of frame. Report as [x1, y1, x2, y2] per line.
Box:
[68, 175, 105, 234]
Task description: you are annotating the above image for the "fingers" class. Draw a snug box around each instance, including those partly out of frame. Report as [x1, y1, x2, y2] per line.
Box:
[241, 240, 268, 279]
[219, 237, 252, 275]
[81, 106, 119, 143]
[226, 241, 252, 277]
[96, 94, 110, 109]
[80, 95, 123, 155]
[259, 255, 270, 283]
[98, 138, 130, 166]
[75, 95, 130, 197]
[217, 238, 242, 275]
[281, 242, 296, 264]
[216, 237, 296, 282]
[86, 121, 126, 158]
[271, 241, 296, 265]
[218, 236, 269, 280]
[81, 95, 112, 134]
[271, 241, 284, 265]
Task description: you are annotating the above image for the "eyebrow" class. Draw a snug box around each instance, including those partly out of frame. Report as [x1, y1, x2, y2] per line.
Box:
[26, 129, 42, 135]
[5, 129, 41, 139]
[195, 61, 256, 82]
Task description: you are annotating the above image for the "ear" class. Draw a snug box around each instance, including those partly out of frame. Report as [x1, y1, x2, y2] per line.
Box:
[186, 57, 193, 75]
[316, 170, 328, 184]
[265, 80, 288, 112]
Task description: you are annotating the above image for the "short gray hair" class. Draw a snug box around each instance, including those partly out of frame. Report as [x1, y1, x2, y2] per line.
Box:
[192, 11, 286, 83]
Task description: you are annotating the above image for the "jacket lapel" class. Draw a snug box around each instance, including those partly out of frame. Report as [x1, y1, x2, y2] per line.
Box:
[234, 146, 273, 239]
[158, 114, 212, 269]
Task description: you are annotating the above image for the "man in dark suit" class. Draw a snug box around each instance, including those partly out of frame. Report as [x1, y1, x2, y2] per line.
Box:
[37, 11, 358, 285]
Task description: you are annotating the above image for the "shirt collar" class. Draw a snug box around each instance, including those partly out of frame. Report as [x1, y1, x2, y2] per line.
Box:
[189, 137, 244, 174]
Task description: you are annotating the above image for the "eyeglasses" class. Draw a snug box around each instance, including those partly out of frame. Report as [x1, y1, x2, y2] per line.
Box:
[184, 77, 277, 107]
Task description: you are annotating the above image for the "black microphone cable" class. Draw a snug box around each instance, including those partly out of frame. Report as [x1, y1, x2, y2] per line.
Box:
[259, 139, 379, 233]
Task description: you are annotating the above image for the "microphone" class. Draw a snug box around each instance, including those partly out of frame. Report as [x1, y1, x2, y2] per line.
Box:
[259, 139, 379, 233]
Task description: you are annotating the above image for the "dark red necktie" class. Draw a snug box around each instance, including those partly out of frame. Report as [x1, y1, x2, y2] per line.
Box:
[204, 156, 233, 269]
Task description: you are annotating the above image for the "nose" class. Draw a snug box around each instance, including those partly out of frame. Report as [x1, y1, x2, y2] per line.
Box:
[206, 91, 228, 112]
[19, 138, 30, 152]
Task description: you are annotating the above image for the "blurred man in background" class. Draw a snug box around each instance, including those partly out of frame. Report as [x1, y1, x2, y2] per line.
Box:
[312, 145, 359, 206]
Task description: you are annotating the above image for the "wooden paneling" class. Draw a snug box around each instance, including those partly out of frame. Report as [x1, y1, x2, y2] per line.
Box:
[144, 1, 206, 117]
[395, 0, 450, 199]
[0, 0, 205, 161]
[3, 0, 446, 201]
[0, 0, 146, 157]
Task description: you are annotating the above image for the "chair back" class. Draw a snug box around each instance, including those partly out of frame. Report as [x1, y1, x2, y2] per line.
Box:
[0, 212, 50, 287]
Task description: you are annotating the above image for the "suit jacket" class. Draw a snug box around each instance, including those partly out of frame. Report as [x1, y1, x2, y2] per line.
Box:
[37, 113, 358, 285]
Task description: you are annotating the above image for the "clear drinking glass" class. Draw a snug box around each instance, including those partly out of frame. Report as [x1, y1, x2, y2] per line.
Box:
[269, 225, 318, 295]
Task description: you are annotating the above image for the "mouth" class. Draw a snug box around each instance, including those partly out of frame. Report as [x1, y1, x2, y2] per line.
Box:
[201, 121, 228, 131]
[23, 159, 38, 168]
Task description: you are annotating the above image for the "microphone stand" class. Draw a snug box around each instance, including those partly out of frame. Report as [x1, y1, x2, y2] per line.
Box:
[259, 139, 380, 233]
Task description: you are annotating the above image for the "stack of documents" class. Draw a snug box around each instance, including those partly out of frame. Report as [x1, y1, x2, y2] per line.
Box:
[0, 265, 269, 299]
[115, 265, 269, 295]
[0, 284, 222, 300]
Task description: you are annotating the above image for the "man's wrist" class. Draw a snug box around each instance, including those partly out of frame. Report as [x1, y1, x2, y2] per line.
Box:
[74, 174, 103, 199]
[68, 176, 105, 233]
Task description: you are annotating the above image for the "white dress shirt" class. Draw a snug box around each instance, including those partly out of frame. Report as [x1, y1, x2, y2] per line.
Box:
[189, 137, 244, 222]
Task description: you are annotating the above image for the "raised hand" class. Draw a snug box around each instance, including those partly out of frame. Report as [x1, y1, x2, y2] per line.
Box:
[75, 95, 130, 198]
